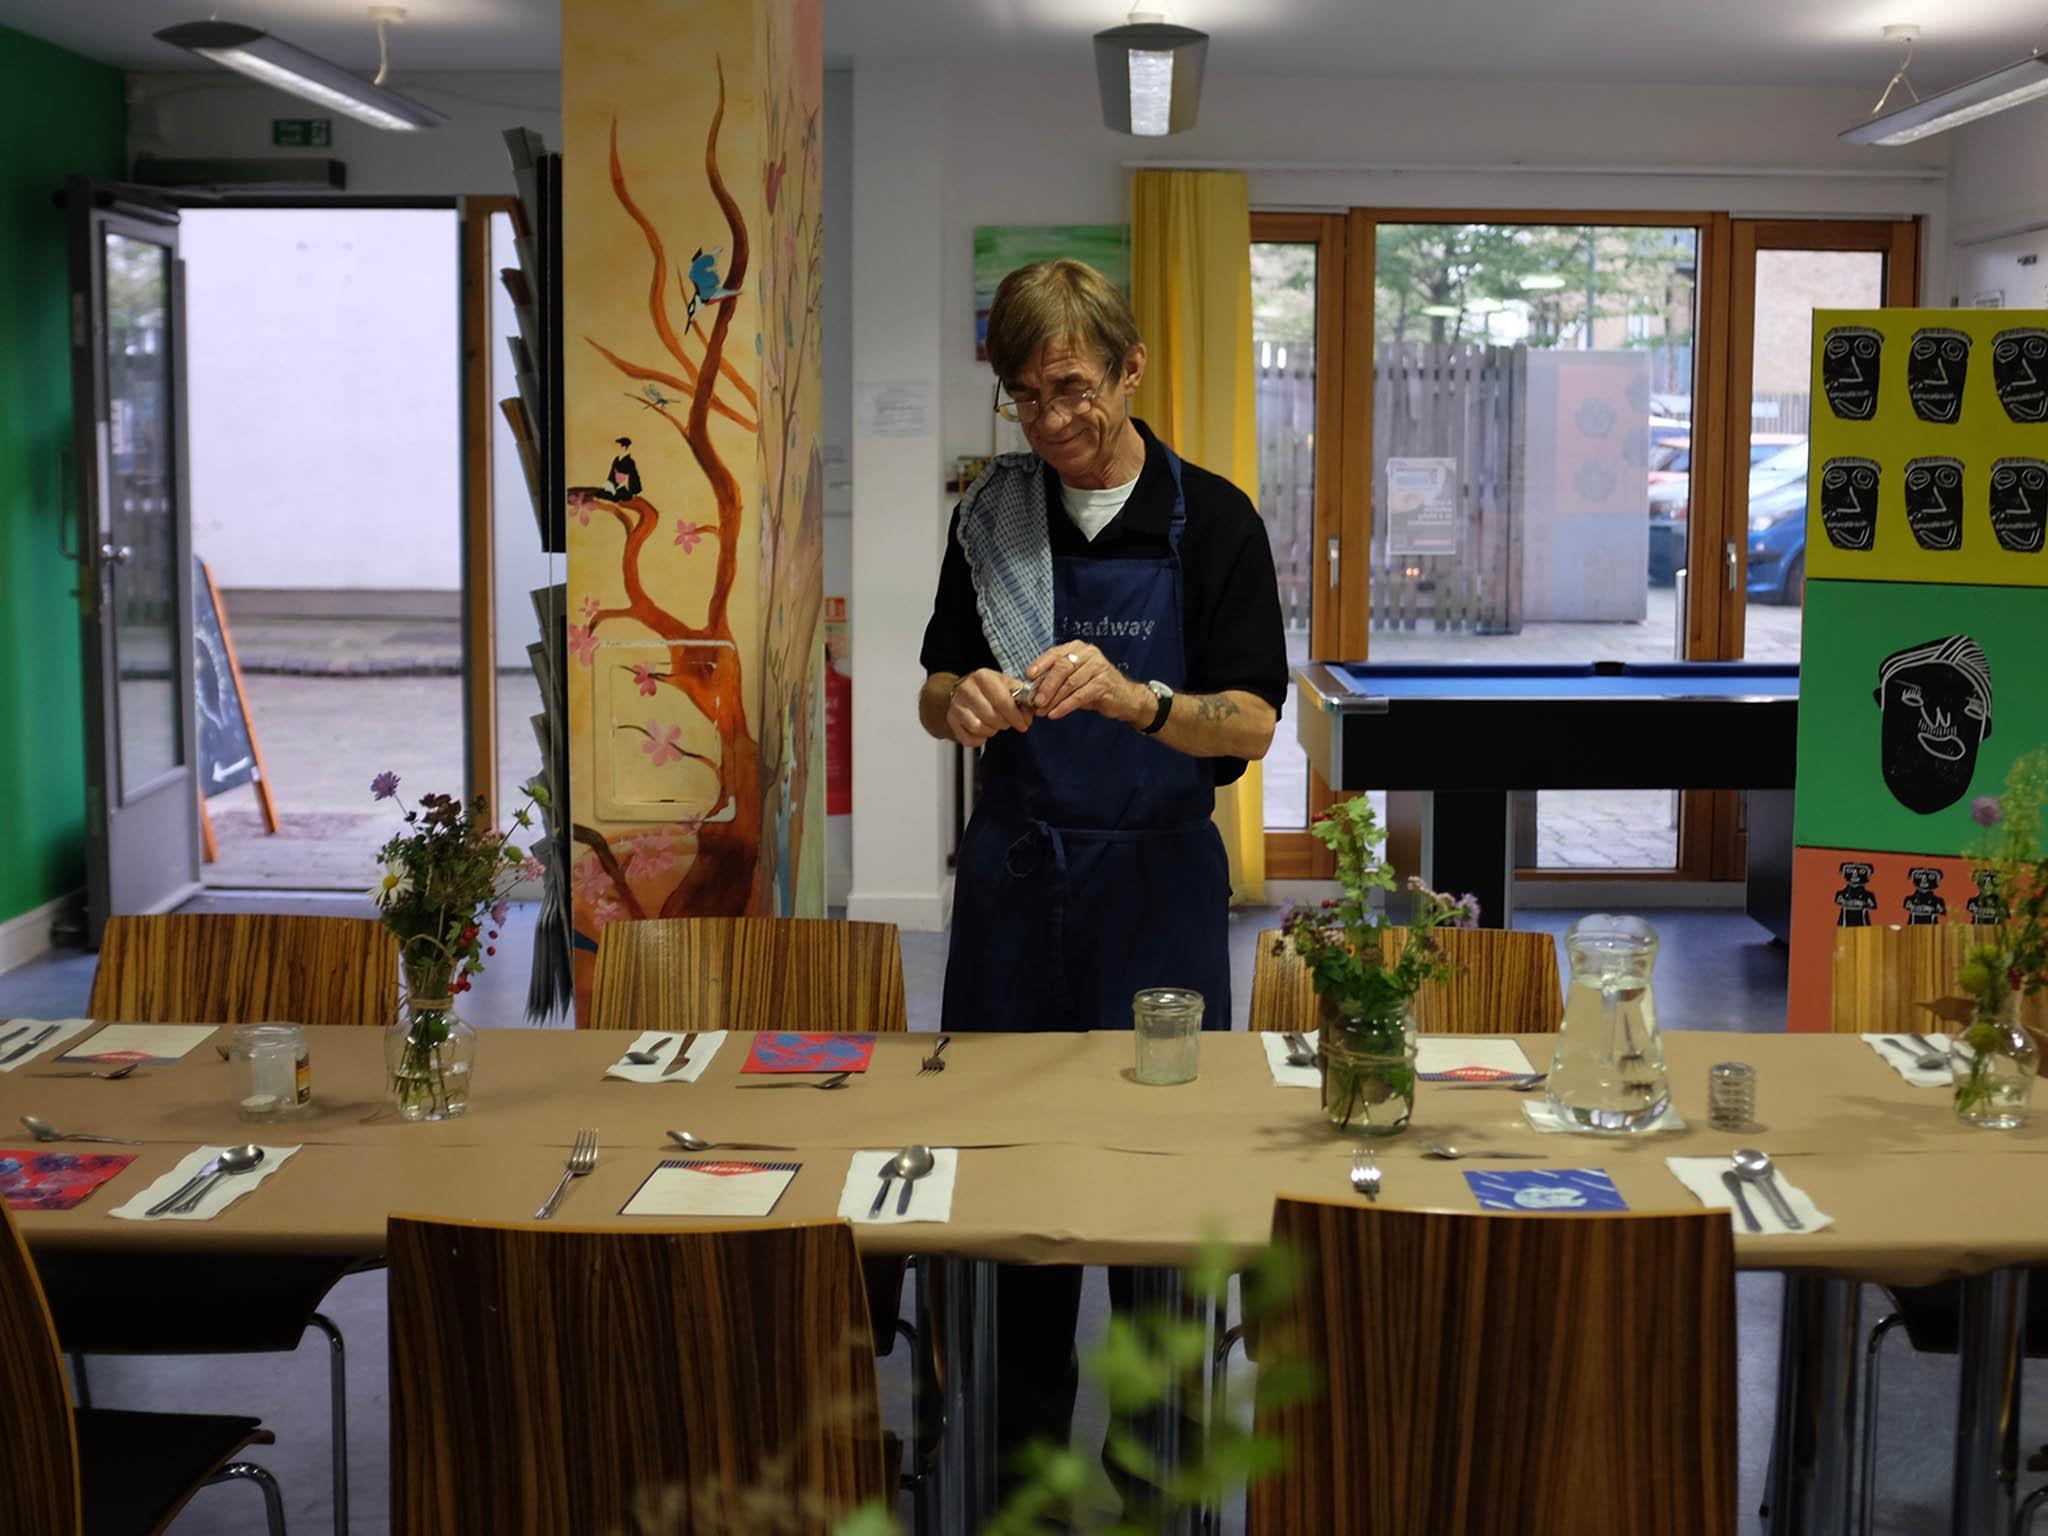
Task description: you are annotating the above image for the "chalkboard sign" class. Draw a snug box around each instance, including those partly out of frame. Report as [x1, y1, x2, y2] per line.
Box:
[193, 557, 261, 801]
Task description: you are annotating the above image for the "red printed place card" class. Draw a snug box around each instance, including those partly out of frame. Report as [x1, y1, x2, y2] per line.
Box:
[741, 1032, 875, 1074]
[0, 1150, 135, 1211]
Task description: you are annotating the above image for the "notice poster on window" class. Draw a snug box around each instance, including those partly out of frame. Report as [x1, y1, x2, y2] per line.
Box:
[1384, 458, 1459, 557]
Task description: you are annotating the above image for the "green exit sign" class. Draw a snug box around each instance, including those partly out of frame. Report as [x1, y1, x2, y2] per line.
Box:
[272, 118, 332, 147]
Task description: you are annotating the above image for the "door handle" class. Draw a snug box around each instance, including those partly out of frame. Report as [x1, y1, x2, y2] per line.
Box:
[1724, 540, 1738, 593]
[99, 542, 132, 565]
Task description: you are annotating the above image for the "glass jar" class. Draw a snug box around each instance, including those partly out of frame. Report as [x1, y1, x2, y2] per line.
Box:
[1548, 914, 1671, 1133]
[1319, 997, 1418, 1137]
[1955, 990, 2037, 1131]
[1133, 988, 1203, 1085]
[387, 958, 476, 1122]
[230, 1023, 310, 1121]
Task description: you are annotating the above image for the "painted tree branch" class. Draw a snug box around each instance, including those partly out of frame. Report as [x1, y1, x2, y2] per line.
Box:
[585, 337, 759, 434]
[570, 823, 649, 922]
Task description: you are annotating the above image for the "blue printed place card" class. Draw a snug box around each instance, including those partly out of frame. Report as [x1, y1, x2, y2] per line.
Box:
[1464, 1168, 1627, 1213]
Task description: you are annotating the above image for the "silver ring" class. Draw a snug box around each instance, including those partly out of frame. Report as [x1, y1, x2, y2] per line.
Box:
[1067, 652, 1080, 664]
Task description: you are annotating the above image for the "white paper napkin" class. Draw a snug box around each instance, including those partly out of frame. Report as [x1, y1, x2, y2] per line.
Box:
[110, 1144, 301, 1222]
[604, 1030, 726, 1084]
[837, 1148, 958, 1225]
[1861, 1033, 1954, 1088]
[1665, 1155, 1834, 1234]
[1520, 1097, 1687, 1134]
[0, 1019, 99, 1073]
[1261, 1032, 1540, 1089]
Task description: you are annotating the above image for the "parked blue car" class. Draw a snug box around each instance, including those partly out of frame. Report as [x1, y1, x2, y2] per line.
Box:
[1745, 477, 1808, 605]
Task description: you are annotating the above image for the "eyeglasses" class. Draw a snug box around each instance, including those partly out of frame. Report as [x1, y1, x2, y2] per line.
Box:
[994, 373, 1110, 425]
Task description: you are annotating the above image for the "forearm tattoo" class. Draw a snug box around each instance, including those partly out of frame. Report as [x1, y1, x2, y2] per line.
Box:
[1193, 693, 1240, 723]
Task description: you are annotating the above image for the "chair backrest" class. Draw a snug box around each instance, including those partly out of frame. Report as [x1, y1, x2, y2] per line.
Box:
[1829, 922, 2048, 1034]
[89, 914, 399, 1029]
[386, 1215, 888, 1535]
[588, 917, 908, 1033]
[0, 1199, 80, 1535]
[1251, 928, 1561, 1035]
[1250, 1198, 1736, 1536]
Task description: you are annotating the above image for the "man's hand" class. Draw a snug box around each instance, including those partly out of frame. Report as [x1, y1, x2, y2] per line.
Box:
[930, 668, 1034, 748]
[1025, 643, 1151, 725]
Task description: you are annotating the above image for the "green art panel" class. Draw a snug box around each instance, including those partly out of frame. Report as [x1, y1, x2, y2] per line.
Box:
[973, 224, 1130, 360]
[1795, 576, 2048, 856]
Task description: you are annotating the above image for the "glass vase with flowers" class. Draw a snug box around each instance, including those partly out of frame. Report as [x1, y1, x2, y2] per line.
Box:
[1947, 752, 2048, 1130]
[1276, 796, 1479, 1136]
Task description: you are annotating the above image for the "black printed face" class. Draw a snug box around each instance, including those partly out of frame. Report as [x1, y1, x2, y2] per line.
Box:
[1909, 868, 1942, 893]
[1822, 327, 1883, 420]
[1839, 863, 1872, 889]
[1907, 328, 1970, 423]
[1818, 458, 1880, 551]
[1903, 457, 1965, 551]
[1993, 328, 2048, 423]
[1875, 648, 1993, 815]
[1989, 457, 2048, 554]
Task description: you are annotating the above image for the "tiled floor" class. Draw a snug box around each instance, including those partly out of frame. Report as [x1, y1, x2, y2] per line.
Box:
[1, 901, 2035, 1533]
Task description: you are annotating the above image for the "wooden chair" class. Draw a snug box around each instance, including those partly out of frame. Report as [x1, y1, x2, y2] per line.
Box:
[387, 1215, 889, 1535]
[1251, 927, 1561, 1035]
[80, 909, 394, 1536]
[1247, 1198, 1736, 1536]
[89, 912, 399, 1029]
[0, 1197, 286, 1535]
[589, 915, 908, 1033]
[1828, 922, 2048, 1035]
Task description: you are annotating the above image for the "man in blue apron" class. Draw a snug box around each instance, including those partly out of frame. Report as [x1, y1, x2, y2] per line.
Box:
[917, 258, 1287, 1505]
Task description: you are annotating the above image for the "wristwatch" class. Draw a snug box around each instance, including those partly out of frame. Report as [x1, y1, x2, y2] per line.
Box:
[1140, 680, 1174, 735]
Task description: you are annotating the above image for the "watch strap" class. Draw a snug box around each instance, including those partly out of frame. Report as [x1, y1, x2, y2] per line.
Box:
[1140, 687, 1173, 735]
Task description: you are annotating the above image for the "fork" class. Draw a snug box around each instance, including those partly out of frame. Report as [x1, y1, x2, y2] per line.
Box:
[535, 1128, 598, 1219]
[1350, 1149, 1381, 1202]
[920, 1036, 951, 1075]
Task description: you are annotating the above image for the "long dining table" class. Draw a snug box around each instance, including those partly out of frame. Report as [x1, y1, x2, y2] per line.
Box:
[7, 1022, 2046, 1535]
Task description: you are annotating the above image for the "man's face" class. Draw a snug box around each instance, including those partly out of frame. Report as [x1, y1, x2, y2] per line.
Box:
[1907, 328, 1970, 424]
[1875, 646, 1993, 815]
[1993, 329, 2048, 423]
[1903, 457, 1965, 551]
[1989, 458, 2048, 554]
[1819, 458, 1881, 551]
[1006, 336, 1142, 483]
[1822, 326, 1883, 421]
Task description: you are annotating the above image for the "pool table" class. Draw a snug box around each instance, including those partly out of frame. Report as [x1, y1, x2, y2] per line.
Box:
[1292, 661, 1799, 932]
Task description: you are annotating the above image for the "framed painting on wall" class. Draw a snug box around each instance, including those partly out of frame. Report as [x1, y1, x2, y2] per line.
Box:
[973, 223, 1130, 361]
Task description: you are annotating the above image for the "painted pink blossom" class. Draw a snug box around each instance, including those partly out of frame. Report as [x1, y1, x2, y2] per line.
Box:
[566, 624, 598, 665]
[641, 721, 685, 768]
[632, 664, 660, 697]
[580, 595, 600, 622]
[626, 846, 682, 881]
[570, 855, 611, 902]
[674, 520, 707, 554]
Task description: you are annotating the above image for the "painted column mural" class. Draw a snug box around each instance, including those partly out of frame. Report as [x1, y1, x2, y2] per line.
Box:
[1787, 308, 2048, 1026]
[562, 0, 823, 1012]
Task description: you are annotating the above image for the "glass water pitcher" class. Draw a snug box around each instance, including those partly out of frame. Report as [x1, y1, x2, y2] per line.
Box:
[1547, 914, 1670, 1133]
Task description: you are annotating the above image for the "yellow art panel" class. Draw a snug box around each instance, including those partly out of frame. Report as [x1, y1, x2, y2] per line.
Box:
[1807, 307, 2048, 586]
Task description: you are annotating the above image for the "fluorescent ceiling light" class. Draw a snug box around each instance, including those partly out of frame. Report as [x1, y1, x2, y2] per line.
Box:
[1520, 273, 1567, 291]
[1842, 51, 2048, 145]
[1095, 10, 1207, 137]
[155, 20, 445, 131]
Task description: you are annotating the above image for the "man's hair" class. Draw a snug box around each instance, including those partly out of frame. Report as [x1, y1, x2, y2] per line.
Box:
[984, 259, 1140, 385]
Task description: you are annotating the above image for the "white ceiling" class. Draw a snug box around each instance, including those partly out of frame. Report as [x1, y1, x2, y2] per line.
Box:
[1, 0, 2042, 87]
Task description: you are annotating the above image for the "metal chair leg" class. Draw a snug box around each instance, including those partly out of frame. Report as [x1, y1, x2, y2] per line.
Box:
[1858, 1312, 1902, 1535]
[2015, 1482, 2048, 1535]
[1202, 1312, 1248, 1536]
[307, 1312, 347, 1536]
[210, 1460, 287, 1536]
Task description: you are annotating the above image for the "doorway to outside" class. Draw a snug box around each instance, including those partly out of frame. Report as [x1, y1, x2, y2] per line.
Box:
[178, 205, 546, 889]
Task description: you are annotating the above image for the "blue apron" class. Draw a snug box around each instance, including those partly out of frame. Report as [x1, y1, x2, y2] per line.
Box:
[942, 447, 1231, 1033]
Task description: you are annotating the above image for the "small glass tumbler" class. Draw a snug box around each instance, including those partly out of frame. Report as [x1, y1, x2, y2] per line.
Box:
[1133, 988, 1203, 1086]
[1707, 1061, 1756, 1131]
[233, 1023, 310, 1122]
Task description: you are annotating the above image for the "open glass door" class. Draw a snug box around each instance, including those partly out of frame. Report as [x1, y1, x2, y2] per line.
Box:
[66, 178, 201, 942]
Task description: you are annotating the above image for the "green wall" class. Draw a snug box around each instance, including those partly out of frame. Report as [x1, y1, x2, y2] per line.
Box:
[0, 28, 125, 924]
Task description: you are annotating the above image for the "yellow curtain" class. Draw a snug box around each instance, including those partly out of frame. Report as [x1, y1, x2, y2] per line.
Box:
[1129, 169, 1265, 905]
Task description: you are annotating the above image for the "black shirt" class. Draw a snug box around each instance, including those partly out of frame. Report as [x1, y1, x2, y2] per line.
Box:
[919, 421, 1288, 786]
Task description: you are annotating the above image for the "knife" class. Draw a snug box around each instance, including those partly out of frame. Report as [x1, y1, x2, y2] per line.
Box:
[1, 1025, 59, 1066]
[1720, 1170, 1763, 1234]
[0, 1023, 26, 1053]
[660, 1032, 698, 1079]
[867, 1157, 896, 1218]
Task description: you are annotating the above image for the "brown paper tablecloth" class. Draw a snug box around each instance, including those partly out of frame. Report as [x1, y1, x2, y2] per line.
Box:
[7, 1024, 2044, 1284]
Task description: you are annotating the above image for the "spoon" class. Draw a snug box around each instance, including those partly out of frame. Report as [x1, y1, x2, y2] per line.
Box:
[145, 1145, 264, 1217]
[1441, 1073, 1549, 1093]
[1881, 1037, 1946, 1073]
[1282, 1031, 1316, 1067]
[623, 1035, 675, 1066]
[667, 1130, 795, 1153]
[892, 1144, 936, 1216]
[19, 1114, 142, 1146]
[1420, 1140, 1547, 1161]
[172, 1145, 266, 1214]
[1731, 1148, 1802, 1231]
[35, 1061, 141, 1081]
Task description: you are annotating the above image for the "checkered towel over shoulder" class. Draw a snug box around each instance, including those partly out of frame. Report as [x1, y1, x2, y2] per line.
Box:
[954, 453, 1054, 678]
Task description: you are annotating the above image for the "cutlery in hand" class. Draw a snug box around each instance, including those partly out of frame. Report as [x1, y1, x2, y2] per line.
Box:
[667, 1130, 795, 1153]
[535, 1128, 599, 1219]
[20, 1114, 142, 1146]
[1, 1025, 60, 1065]
[171, 1145, 266, 1214]
[1420, 1140, 1547, 1161]
[659, 1032, 699, 1078]
[867, 1155, 897, 1218]
[1732, 1148, 1802, 1231]
[1881, 1037, 1945, 1072]
[35, 1062, 140, 1081]
[919, 1036, 951, 1075]
[893, 1145, 936, 1216]
[622, 1035, 674, 1066]
[1282, 1032, 1315, 1067]
[146, 1145, 262, 1217]
[1349, 1149, 1381, 1202]
[1720, 1169, 1763, 1233]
